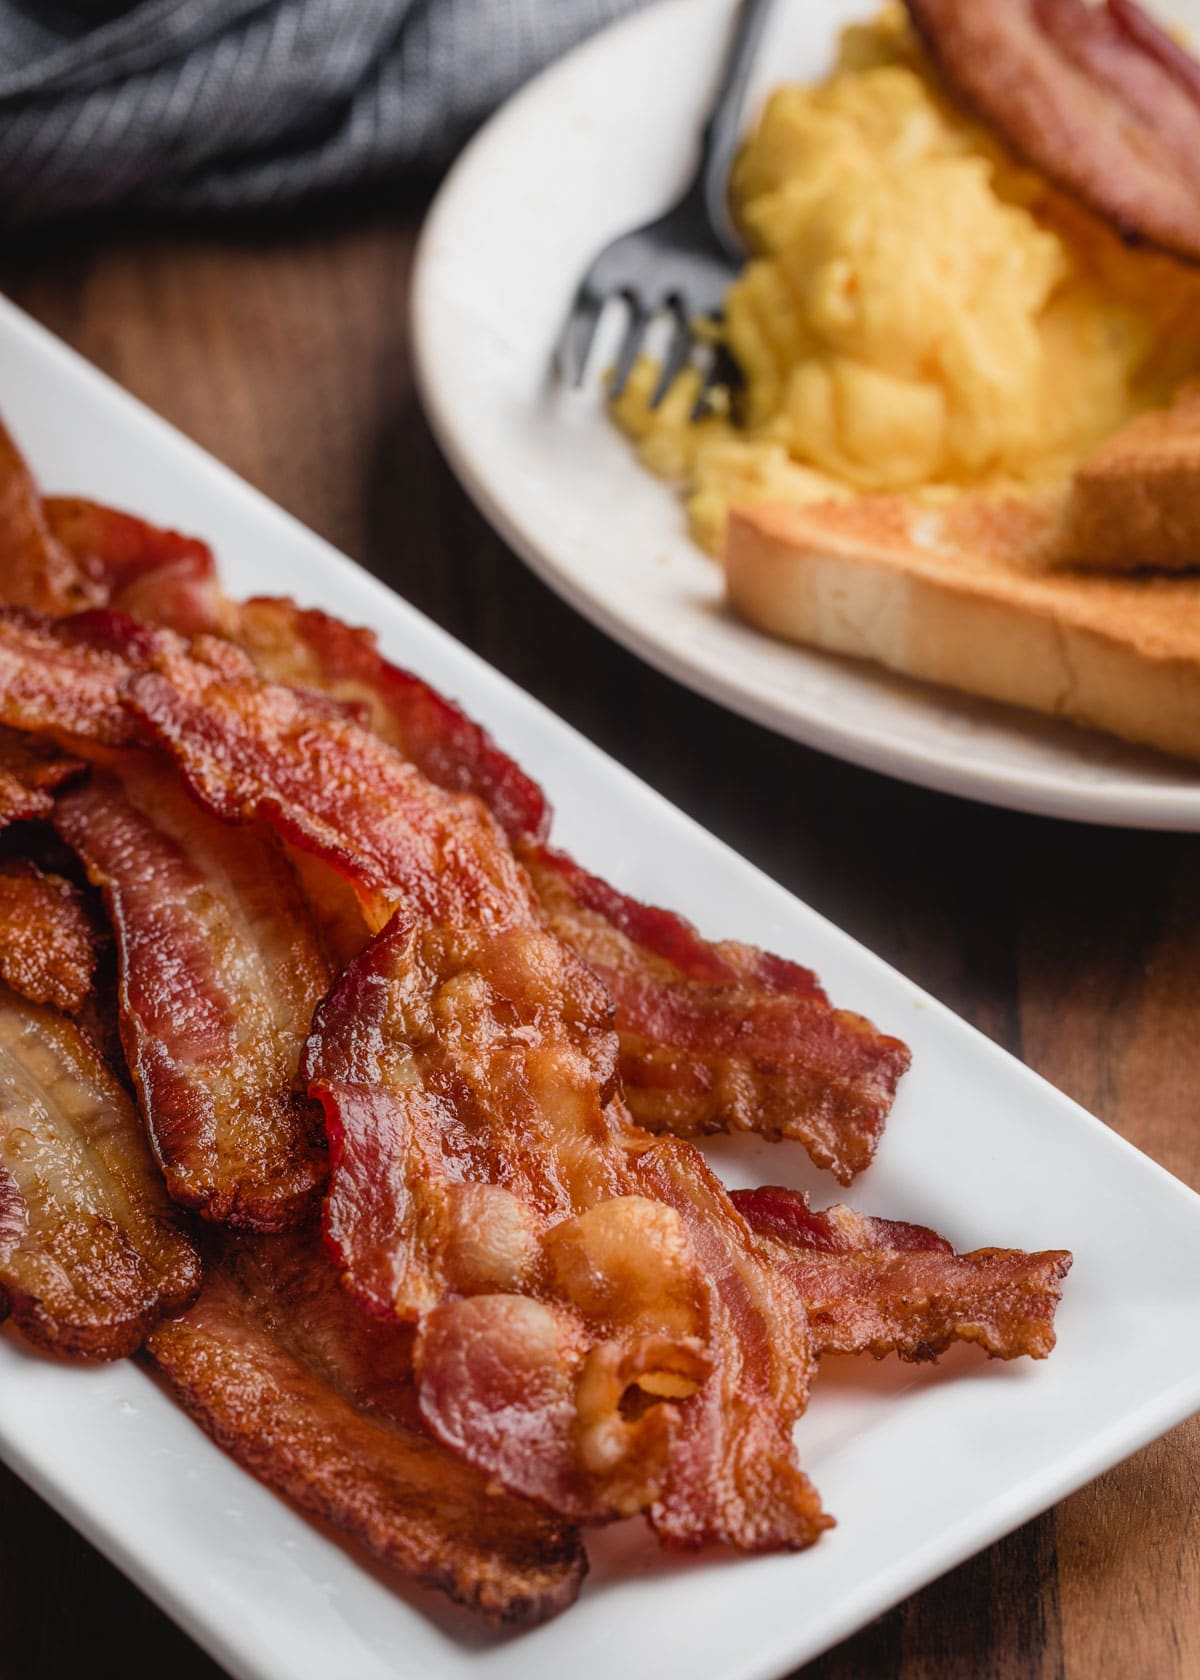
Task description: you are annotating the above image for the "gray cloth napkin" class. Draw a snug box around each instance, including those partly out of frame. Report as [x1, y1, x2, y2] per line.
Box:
[0, 0, 646, 220]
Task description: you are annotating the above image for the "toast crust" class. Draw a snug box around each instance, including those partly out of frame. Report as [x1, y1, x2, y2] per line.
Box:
[1051, 384, 1200, 572]
[724, 497, 1200, 761]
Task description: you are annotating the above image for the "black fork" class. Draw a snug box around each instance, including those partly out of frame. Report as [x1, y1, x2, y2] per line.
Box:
[556, 0, 776, 416]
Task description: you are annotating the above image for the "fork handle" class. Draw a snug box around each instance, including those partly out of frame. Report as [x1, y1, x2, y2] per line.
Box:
[698, 0, 777, 260]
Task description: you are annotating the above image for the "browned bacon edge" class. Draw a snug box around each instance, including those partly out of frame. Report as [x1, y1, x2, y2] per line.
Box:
[232, 598, 551, 846]
[525, 843, 911, 1183]
[226, 608, 910, 1176]
[0, 860, 101, 1015]
[0, 607, 158, 751]
[5, 481, 913, 1173]
[0, 420, 103, 616]
[146, 1229, 587, 1626]
[733, 1185, 1072, 1362]
[306, 900, 828, 1550]
[0, 990, 201, 1358]
[0, 728, 84, 830]
[55, 757, 331, 1231]
[45, 496, 227, 638]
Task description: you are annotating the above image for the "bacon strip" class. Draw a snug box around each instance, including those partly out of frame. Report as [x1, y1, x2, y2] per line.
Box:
[0, 728, 84, 829]
[55, 756, 331, 1231]
[222, 607, 908, 1173]
[44, 497, 228, 638]
[126, 638, 535, 928]
[525, 844, 911, 1183]
[0, 607, 156, 750]
[164, 606, 909, 1174]
[0, 419, 103, 616]
[306, 907, 827, 1549]
[232, 598, 550, 844]
[733, 1185, 1071, 1362]
[0, 861, 101, 1014]
[0, 989, 200, 1358]
[11, 571, 907, 1174]
[128, 649, 829, 1541]
[147, 1229, 587, 1627]
[904, 0, 1200, 260]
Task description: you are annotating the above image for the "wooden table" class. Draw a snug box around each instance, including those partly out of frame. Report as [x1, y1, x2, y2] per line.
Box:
[0, 202, 1196, 1680]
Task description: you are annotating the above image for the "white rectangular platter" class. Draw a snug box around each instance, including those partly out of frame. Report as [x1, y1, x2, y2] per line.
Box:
[1, 292, 1199, 1680]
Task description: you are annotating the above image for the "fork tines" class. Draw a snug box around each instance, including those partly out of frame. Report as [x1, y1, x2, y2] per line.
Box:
[558, 288, 729, 418]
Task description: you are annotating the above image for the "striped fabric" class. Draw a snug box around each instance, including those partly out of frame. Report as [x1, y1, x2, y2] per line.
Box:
[0, 0, 645, 219]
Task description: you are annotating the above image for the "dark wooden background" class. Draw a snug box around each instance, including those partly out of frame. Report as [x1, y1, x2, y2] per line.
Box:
[0, 200, 1196, 1680]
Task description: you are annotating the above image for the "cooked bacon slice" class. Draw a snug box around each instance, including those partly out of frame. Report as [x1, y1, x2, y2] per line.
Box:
[0, 989, 200, 1357]
[231, 598, 550, 844]
[55, 755, 330, 1230]
[0, 728, 83, 828]
[44, 497, 227, 638]
[0, 861, 101, 1014]
[218, 605, 907, 1173]
[733, 1185, 1072, 1362]
[0, 419, 103, 616]
[147, 1228, 587, 1626]
[0, 607, 159, 750]
[126, 638, 536, 928]
[305, 908, 828, 1549]
[524, 844, 910, 1183]
[904, 0, 1200, 261]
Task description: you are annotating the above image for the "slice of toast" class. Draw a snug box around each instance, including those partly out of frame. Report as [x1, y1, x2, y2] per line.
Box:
[1050, 381, 1200, 572]
[724, 494, 1200, 761]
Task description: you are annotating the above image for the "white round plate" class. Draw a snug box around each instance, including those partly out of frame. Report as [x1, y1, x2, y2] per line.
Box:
[412, 0, 1200, 830]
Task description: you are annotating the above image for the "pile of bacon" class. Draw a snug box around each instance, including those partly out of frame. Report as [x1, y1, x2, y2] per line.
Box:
[0, 415, 1070, 1626]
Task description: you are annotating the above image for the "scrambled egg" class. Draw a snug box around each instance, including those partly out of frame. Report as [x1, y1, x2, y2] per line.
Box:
[613, 4, 1200, 553]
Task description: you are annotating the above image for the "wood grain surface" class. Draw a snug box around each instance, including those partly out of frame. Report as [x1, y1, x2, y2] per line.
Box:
[0, 203, 1196, 1680]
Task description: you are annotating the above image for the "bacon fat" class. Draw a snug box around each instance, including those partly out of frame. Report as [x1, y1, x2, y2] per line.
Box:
[306, 907, 827, 1548]
[147, 1228, 587, 1626]
[0, 989, 200, 1357]
[733, 1185, 1071, 1362]
[222, 609, 908, 1175]
[525, 843, 911, 1183]
[55, 756, 331, 1230]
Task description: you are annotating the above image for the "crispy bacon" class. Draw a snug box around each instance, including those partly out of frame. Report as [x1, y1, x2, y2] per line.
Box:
[0, 728, 84, 828]
[44, 497, 228, 637]
[55, 756, 331, 1230]
[305, 908, 827, 1549]
[733, 1185, 1071, 1362]
[129, 643, 828, 1540]
[904, 0, 1200, 261]
[232, 598, 550, 844]
[198, 605, 910, 1174]
[0, 419, 103, 616]
[0, 607, 158, 750]
[0, 861, 101, 1014]
[524, 844, 910, 1182]
[147, 1228, 587, 1626]
[126, 638, 535, 928]
[0, 989, 200, 1357]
